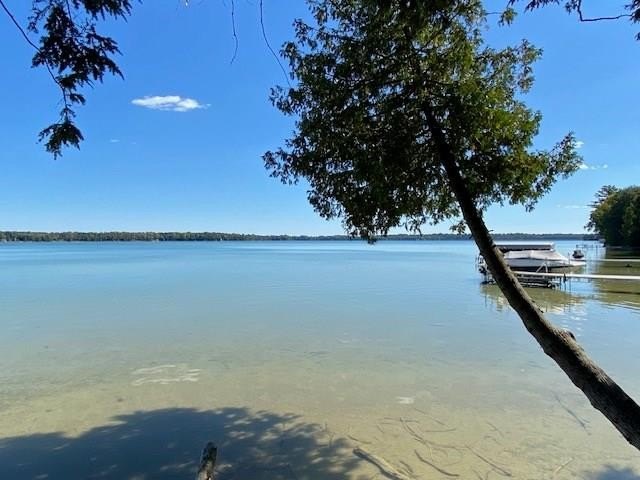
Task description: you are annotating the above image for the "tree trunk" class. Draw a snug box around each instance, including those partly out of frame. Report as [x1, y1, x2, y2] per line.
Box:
[424, 112, 640, 451]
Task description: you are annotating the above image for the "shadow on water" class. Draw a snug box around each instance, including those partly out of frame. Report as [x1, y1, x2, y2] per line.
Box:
[584, 465, 640, 480]
[0, 407, 362, 480]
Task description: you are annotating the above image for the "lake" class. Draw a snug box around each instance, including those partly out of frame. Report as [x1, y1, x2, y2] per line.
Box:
[1, 240, 639, 479]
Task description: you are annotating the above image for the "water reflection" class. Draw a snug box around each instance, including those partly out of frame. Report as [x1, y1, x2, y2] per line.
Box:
[480, 283, 585, 316]
[589, 250, 640, 311]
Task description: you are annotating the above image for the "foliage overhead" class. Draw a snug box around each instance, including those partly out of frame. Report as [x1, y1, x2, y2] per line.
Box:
[588, 185, 640, 247]
[264, 0, 581, 240]
[1, 0, 133, 158]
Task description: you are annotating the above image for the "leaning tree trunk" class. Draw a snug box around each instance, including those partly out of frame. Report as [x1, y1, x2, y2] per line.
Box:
[424, 112, 640, 450]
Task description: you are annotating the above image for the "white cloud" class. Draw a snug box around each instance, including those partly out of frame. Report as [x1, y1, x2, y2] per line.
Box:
[578, 162, 608, 171]
[557, 204, 588, 209]
[574, 140, 585, 149]
[109, 139, 120, 143]
[131, 95, 209, 112]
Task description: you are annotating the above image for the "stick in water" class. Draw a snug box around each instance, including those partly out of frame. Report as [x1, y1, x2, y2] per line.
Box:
[414, 449, 460, 477]
[467, 445, 512, 477]
[553, 392, 589, 433]
[553, 457, 574, 476]
[353, 447, 413, 480]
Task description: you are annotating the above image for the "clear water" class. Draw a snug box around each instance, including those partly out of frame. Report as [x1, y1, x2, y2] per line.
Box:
[0, 240, 639, 479]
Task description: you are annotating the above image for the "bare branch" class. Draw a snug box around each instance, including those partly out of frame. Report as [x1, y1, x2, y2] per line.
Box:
[259, 0, 291, 87]
[0, 0, 72, 114]
[230, 0, 238, 64]
[575, 0, 632, 22]
[511, 0, 634, 23]
[0, 0, 40, 51]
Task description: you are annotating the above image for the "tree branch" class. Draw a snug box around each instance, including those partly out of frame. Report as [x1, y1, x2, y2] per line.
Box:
[0, 0, 72, 115]
[259, 0, 291, 87]
[575, 0, 632, 22]
[512, 0, 634, 23]
[230, 0, 238, 64]
[1, 0, 40, 51]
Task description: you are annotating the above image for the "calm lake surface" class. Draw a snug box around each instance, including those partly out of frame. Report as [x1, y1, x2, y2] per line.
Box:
[1, 240, 639, 479]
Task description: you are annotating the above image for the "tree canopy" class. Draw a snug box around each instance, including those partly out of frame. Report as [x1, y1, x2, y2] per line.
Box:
[264, 0, 580, 239]
[588, 185, 640, 247]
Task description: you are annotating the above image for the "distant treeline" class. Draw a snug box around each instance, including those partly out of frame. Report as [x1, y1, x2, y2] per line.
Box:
[0, 231, 599, 242]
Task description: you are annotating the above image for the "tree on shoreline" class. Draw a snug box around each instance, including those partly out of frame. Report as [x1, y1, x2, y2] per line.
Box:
[588, 186, 640, 247]
[265, 0, 640, 449]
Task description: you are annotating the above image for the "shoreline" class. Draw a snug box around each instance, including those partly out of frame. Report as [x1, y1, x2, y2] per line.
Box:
[0, 232, 600, 243]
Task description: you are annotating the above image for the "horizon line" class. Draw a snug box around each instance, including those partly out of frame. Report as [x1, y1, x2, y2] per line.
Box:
[0, 230, 597, 238]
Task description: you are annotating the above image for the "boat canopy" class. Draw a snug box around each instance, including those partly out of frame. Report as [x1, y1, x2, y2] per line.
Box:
[496, 242, 555, 252]
[503, 249, 567, 261]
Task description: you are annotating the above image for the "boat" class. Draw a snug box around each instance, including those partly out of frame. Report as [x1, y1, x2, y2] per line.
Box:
[502, 248, 574, 271]
[572, 248, 585, 260]
[477, 242, 582, 274]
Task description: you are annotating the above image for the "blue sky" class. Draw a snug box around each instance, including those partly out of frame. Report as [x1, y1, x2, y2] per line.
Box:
[0, 1, 637, 235]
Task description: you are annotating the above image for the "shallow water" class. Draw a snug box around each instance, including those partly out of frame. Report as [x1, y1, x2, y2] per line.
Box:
[0, 240, 639, 479]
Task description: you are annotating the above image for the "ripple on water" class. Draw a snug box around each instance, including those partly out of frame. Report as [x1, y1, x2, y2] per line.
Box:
[131, 364, 201, 386]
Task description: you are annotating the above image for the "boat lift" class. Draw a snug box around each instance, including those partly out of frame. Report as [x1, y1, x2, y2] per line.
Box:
[511, 270, 640, 289]
[478, 256, 640, 288]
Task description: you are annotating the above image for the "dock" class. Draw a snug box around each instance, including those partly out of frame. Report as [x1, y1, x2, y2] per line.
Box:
[510, 270, 640, 288]
[481, 269, 640, 288]
[513, 271, 640, 281]
[584, 258, 640, 264]
[477, 241, 640, 288]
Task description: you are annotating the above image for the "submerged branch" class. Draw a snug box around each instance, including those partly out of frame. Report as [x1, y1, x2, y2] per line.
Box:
[353, 447, 412, 480]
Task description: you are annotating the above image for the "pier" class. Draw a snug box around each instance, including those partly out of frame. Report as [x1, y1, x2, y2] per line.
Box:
[512, 270, 640, 288]
[480, 268, 640, 288]
[583, 258, 640, 264]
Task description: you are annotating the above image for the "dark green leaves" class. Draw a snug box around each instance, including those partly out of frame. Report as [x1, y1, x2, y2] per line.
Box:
[588, 186, 640, 247]
[38, 117, 85, 156]
[265, 0, 580, 240]
[27, 0, 132, 157]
